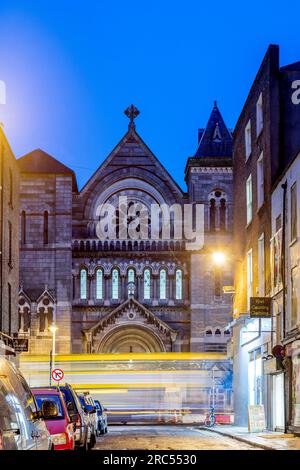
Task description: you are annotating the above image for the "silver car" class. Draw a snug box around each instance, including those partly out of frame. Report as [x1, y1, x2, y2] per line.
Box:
[0, 357, 51, 450]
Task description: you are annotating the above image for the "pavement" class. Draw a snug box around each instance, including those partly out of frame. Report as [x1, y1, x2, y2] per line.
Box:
[205, 425, 300, 450]
[94, 425, 260, 450]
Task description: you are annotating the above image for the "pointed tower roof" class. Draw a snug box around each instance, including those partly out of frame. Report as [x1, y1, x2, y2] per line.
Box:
[194, 101, 232, 158]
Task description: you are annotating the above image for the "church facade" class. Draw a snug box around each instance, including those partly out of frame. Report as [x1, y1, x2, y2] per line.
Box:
[18, 103, 233, 355]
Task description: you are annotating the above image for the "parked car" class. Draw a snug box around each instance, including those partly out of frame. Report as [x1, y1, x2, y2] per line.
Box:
[0, 357, 52, 450]
[50, 384, 89, 450]
[94, 400, 108, 435]
[78, 394, 97, 449]
[32, 388, 76, 450]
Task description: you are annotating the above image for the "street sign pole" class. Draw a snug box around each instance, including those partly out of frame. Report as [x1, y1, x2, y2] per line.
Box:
[49, 350, 53, 386]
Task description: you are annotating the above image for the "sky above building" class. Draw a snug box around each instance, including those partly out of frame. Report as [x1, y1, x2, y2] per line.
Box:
[0, 0, 299, 189]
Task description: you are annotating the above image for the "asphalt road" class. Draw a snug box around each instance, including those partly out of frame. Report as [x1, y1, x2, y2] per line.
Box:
[94, 425, 260, 450]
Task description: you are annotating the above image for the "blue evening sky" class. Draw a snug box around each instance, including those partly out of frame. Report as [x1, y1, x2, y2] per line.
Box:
[0, 1, 299, 190]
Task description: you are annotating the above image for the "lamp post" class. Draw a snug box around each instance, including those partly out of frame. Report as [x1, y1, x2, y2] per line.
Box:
[49, 323, 58, 385]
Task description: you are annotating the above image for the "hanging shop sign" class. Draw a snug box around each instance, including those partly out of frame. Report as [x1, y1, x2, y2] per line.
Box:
[13, 338, 29, 352]
[250, 297, 272, 318]
[263, 357, 283, 375]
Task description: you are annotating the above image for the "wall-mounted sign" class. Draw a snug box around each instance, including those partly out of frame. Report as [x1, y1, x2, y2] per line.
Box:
[263, 357, 283, 375]
[13, 338, 29, 352]
[250, 297, 272, 318]
[248, 404, 266, 433]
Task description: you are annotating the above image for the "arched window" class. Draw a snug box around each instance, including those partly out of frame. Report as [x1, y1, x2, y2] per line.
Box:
[175, 269, 182, 300]
[206, 329, 213, 336]
[112, 269, 119, 299]
[127, 268, 135, 296]
[224, 330, 231, 336]
[96, 269, 103, 300]
[144, 269, 151, 300]
[209, 199, 216, 232]
[220, 198, 226, 231]
[44, 211, 49, 244]
[215, 329, 221, 336]
[214, 268, 221, 297]
[80, 269, 87, 300]
[21, 210, 26, 244]
[160, 269, 167, 300]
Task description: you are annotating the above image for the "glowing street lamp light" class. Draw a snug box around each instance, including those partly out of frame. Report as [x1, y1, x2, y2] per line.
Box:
[212, 252, 226, 265]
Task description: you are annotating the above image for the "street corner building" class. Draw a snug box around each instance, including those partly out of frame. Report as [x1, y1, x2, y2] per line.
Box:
[17, 102, 233, 356]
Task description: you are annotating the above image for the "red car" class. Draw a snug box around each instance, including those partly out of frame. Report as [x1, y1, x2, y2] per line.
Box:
[32, 388, 76, 450]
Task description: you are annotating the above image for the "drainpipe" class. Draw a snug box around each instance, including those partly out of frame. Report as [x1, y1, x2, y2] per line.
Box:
[281, 180, 287, 433]
[281, 181, 287, 339]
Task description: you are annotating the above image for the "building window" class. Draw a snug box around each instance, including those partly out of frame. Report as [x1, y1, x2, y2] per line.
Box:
[127, 268, 135, 296]
[257, 153, 264, 209]
[8, 283, 11, 335]
[256, 93, 263, 136]
[291, 182, 297, 242]
[21, 211, 26, 244]
[9, 168, 13, 206]
[175, 269, 182, 300]
[258, 233, 265, 296]
[80, 269, 87, 300]
[144, 269, 151, 300]
[160, 269, 167, 300]
[246, 174, 253, 224]
[220, 199, 226, 231]
[245, 120, 252, 159]
[8, 221, 12, 267]
[248, 348, 262, 405]
[291, 266, 298, 328]
[112, 269, 119, 299]
[247, 249, 253, 310]
[209, 199, 216, 232]
[43, 211, 49, 245]
[96, 269, 103, 300]
[214, 268, 221, 297]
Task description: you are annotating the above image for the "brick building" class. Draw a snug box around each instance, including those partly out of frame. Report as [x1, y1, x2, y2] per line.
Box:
[18, 103, 233, 355]
[0, 126, 19, 356]
[231, 45, 300, 431]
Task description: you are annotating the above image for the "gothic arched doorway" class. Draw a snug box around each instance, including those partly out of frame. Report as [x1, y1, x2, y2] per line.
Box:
[96, 325, 166, 353]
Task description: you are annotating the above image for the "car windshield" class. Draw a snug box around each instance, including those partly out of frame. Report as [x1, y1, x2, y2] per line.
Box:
[35, 394, 64, 419]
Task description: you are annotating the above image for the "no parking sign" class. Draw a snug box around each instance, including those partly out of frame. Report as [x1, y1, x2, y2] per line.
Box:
[52, 368, 64, 383]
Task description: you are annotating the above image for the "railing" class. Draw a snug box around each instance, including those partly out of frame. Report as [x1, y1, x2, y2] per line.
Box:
[0, 331, 15, 355]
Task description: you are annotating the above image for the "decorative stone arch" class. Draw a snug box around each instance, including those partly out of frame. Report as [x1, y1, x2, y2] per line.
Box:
[18, 287, 31, 333]
[36, 287, 56, 333]
[96, 324, 166, 353]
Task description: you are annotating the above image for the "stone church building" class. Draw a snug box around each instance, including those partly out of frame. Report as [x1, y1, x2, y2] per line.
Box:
[18, 103, 233, 354]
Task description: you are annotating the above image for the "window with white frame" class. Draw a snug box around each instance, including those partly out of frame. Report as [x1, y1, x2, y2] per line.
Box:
[245, 120, 252, 159]
[257, 153, 264, 209]
[258, 233, 265, 296]
[291, 266, 298, 328]
[291, 182, 297, 243]
[175, 269, 183, 300]
[246, 174, 253, 224]
[144, 269, 151, 300]
[112, 269, 119, 299]
[160, 269, 167, 300]
[247, 249, 253, 310]
[256, 93, 263, 136]
[80, 269, 87, 300]
[96, 269, 103, 300]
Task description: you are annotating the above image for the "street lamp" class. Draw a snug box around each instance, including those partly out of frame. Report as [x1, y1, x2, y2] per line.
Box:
[49, 323, 58, 384]
[212, 251, 226, 265]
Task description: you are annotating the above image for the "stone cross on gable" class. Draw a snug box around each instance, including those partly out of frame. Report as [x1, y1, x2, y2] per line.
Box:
[124, 104, 140, 129]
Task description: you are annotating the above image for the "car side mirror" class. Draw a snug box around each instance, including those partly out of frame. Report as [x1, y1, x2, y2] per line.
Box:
[41, 400, 59, 419]
[84, 404, 94, 414]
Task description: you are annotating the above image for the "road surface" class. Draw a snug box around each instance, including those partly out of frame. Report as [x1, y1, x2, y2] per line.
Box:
[94, 425, 260, 450]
